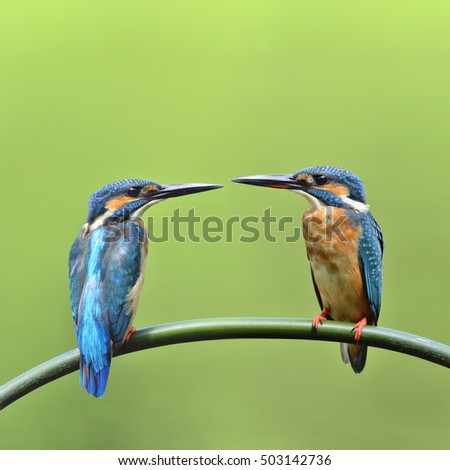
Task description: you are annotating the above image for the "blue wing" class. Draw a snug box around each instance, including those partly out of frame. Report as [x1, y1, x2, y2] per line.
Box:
[103, 221, 147, 346]
[69, 220, 147, 397]
[358, 213, 384, 324]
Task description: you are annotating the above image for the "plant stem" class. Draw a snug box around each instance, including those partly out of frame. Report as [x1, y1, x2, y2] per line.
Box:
[1, 317, 449, 410]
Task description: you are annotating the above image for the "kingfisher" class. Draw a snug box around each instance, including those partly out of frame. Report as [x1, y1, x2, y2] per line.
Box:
[233, 166, 383, 373]
[69, 178, 222, 397]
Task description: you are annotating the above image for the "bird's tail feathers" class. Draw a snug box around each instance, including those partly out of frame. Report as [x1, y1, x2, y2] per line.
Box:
[79, 356, 111, 398]
[78, 321, 112, 397]
[340, 343, 367, 374]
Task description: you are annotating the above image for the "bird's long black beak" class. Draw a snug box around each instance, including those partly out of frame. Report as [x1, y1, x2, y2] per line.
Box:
[232, 174, 299, 190]
[151, 183, 223, 200]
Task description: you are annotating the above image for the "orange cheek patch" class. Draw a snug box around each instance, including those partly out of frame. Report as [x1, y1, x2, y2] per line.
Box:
[320, 183, 349, 197]
[105, 196, 139, 211]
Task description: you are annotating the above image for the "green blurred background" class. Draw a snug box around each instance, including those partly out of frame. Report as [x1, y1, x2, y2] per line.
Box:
[1, 0, 449, 449]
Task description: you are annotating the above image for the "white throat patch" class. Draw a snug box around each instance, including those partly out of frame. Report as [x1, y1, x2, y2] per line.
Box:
[291, 189, 369, 213]
[291, 189, 325, 210]
[131, 198, 164, 218]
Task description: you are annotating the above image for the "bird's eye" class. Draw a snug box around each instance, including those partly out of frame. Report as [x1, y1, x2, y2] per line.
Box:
[314, 175, 328, 186]
[126, 187, 141, 197]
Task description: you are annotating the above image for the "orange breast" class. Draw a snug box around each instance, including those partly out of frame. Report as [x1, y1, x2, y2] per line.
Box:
[302, 207, 372, 324]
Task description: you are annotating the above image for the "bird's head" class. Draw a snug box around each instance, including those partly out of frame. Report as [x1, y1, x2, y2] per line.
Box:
[233, 166, 368, 212]
[86, 178, 222, 229]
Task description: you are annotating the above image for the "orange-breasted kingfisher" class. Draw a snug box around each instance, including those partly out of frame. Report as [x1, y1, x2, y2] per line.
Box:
[69, 179, 222, 397]
[233, 166, 383, 373]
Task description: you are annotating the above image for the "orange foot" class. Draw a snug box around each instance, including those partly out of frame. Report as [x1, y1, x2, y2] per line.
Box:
[312, 309, 330, 330]
[352, 318, 367, 342]
[124, 326, 136, 343]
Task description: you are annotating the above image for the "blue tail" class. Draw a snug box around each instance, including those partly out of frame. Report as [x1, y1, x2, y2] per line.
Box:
[79, 356, 111, 398]
[77, 317, 112, 397]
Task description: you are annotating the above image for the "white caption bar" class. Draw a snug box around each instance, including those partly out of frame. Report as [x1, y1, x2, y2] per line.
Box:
[0, 450, 448, 470]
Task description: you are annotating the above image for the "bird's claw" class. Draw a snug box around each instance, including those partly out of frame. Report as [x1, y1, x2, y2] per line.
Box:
[312, 309, 329, 331]
[352, 318, 367, 342]
[124, 326, 136, 343]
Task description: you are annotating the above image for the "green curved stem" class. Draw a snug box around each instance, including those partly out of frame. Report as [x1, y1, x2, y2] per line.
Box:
[1, 317, 449, 410]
